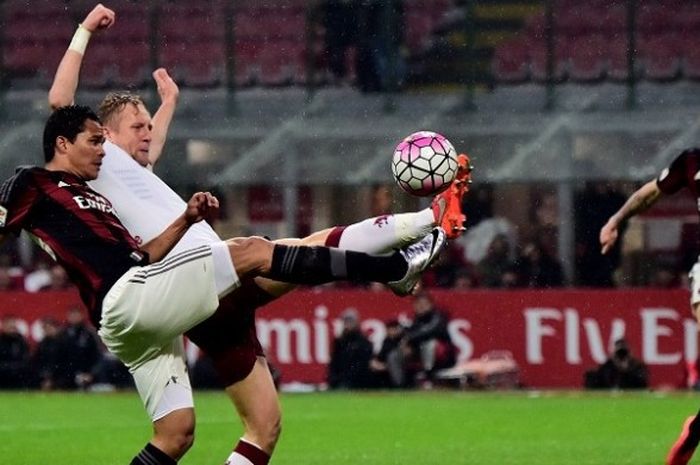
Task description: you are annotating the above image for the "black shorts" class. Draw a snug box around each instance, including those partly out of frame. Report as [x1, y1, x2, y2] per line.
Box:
[185, 278, 276, 386]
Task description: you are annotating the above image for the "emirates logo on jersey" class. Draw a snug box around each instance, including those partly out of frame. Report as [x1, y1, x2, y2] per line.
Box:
[72, 192, 116, 215]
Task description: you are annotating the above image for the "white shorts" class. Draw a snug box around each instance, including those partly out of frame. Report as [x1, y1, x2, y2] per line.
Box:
[690, 261, 700, 306]
[98, 243, 236, 419]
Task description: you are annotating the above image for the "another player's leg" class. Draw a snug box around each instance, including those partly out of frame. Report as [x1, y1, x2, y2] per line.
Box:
[667, 413, 700, 465]
[223, 358, 280, 465]
[226, 228, 446, 295]
[432, 153, 473, 239]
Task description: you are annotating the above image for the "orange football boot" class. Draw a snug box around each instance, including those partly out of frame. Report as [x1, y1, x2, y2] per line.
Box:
[432, 153, 473, 239]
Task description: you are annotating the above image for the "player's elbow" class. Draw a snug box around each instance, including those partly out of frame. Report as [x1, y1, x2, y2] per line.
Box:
[47, 89, 71, 111]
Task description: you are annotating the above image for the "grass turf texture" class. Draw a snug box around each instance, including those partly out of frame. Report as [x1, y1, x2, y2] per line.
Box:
[0, 390, 697, 464]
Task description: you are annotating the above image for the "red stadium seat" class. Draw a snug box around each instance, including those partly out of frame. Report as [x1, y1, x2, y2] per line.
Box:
[567, 34, 607, 82]
[529, 39, 569, 82]
[491, 39, 529, 83]
[113, 43, 150, 88]
[606, 36, 633, 81]
[638, 34, 682, 81]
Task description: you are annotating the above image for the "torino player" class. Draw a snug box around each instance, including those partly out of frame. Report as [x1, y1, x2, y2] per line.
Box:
[600, 148, 700, 465]
[49, 5, 472, 465]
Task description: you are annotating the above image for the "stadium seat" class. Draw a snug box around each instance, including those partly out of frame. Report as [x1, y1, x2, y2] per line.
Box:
[491, 39, 529, 83]
[113, 43, 150, 88]
[567, 34, 607, 82]
[636, 4, 673, 35]
[638, 34, 682, 81]
[233, 39, 263, 86]
[405, 12, 435, 53]
[529, 39, 569, 82]
[606, 36, 634, 81]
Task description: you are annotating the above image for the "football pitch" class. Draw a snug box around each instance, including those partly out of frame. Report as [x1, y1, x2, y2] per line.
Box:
[1, 390, 698, 465]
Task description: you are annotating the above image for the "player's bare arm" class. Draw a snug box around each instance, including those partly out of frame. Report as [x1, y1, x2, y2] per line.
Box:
[148, 68, 180, 168]
[48, 4, 115, 110]
[140, 192, 219, 262]
[600, 180, 662, 255]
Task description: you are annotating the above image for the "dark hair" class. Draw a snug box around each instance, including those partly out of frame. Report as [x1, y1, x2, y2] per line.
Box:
[43, 105, 101, 162]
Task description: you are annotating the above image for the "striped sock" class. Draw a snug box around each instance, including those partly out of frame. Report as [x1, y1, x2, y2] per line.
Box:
[224, 439, 270, 465]
[130, 443, 176, 465]
[269, 245, 406, 285]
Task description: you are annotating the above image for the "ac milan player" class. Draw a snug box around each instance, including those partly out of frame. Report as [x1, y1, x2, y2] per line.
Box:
[1, 105, 447, 465]
[600, 148, 700, 465]
[47, 5, 473, 465]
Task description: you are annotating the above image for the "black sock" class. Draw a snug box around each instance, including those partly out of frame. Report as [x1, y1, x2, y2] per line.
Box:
[269, 245, 407, 285]
[684, 412, 700, 450]
[130, 443, 177, 465]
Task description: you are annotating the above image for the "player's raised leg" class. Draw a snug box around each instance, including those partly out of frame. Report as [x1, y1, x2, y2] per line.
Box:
[667, 413, 700, 465]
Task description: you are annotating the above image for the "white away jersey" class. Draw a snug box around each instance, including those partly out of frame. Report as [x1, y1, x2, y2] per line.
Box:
[88, 141, 221, 256]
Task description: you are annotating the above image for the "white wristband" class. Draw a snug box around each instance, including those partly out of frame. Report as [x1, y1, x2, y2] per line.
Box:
[68, 24, 91, 55]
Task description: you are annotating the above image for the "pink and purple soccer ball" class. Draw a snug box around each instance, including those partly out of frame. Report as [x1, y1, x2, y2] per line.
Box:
[391, 131, 458, 197]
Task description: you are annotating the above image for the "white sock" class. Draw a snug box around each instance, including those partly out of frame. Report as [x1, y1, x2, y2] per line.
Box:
[337, 208, 435, 254]
[225, 453, 253, 465]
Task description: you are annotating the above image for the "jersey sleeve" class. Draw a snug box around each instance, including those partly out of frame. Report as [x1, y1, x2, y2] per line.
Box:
[657, 149, 696, 195]
[0, 168, 38, 236]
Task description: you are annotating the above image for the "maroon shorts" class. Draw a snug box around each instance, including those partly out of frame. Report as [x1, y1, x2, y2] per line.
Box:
[185, 279, 276, 386]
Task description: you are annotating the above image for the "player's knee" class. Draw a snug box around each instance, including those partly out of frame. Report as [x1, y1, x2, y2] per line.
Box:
[250, 412, 282, 451]
[226, 236, 274, 276]
[167, 427, 195, 457]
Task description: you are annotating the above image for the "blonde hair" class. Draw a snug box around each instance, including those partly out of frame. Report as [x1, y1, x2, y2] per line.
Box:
[98, 92, 145, 128]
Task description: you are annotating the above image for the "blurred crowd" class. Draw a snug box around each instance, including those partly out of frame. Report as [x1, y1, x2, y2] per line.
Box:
[0, 181, 692, 292]
[0, 308, 131, 391]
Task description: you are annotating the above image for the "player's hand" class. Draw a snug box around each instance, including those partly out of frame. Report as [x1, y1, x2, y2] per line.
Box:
[82, 4, 115, 33]
[153, 68, 179, 105]
[599, 220, 618, 255]
[185, 192, 219, 224]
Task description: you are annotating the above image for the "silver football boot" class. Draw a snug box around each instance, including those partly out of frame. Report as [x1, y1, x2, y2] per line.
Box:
[388, 227, 447, 296]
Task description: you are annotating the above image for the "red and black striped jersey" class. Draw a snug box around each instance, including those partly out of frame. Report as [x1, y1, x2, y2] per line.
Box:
[0, 167, 148, 326]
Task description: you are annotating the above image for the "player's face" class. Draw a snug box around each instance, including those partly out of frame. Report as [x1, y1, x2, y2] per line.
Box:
[107, 103, 152, 167]
[62, 119, 106, 181]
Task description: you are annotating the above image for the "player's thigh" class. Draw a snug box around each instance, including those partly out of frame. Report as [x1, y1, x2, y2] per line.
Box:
[131, 338, 194, 421]
[273, 228, 334, 247]
[226, 357, 281, 429]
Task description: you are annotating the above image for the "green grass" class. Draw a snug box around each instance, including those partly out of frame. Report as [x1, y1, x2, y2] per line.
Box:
[0, 390, 698, 464]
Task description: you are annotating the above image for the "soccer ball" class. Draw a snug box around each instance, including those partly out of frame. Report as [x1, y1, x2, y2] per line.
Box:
[391, 131, 458, 197]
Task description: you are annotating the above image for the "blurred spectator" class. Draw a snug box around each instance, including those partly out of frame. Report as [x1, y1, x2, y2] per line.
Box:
[0, 267, 16, 291]
[584, 338, 648, 389]
[463, 184, 494, 228]
[477, 233, 515, 287]
[327, 309, 373, 389]
[516, 240, 565, 288]
[356, 0, 405, 92]
[58, 307, 101, 390]
[0, 315, 31, 388]
[40, 265, 74, 291]
[460, 217, 517, 266]
[92, 352, 133, 389]
[575, 182, 627, 287]
[322, 0, 358, 85]
[33, 317, 63, 390]
[453, 267, 478, 289]
[401, 291, 456, 386]
[23, 260, 52, 292]
[370, 184, 393, 216]
[369, 319, 406, 388]
[649, 266, 680, 288]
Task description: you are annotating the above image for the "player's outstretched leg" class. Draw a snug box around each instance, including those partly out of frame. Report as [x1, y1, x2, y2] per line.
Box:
[667, 414, 700, 465]
[432, 153, 473, 239]
[235, 228, 446, 296]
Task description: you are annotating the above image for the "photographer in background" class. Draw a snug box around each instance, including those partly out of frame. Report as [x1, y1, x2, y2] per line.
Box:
[584, 338, 648, 389]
